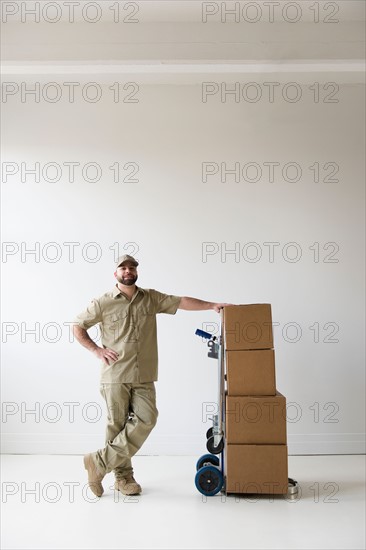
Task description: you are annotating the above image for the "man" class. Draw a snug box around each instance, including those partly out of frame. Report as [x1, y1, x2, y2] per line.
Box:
[73, 254, 227, 497]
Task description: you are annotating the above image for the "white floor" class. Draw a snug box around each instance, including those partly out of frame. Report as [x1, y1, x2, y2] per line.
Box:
[1, 454, 365, 550]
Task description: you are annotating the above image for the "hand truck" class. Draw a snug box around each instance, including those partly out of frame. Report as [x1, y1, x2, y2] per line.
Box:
[194, 312, 299, 499]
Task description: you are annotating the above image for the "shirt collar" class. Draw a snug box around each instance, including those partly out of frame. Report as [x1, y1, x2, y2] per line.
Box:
[112, 284, 144, 299]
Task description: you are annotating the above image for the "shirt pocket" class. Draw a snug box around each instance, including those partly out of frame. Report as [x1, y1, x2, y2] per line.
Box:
[136, 304, 155, 317]
[136, 306, 155, 327]
[135, 307, 156, 339]
[105, 311, 129, 339]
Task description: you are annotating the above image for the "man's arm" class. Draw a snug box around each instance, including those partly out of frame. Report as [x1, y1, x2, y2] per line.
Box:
[178, 297, 230, 314]
[72, 325, 119, 365]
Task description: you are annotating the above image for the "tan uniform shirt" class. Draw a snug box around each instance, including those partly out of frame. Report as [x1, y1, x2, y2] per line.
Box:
[74, 286, 181, 383]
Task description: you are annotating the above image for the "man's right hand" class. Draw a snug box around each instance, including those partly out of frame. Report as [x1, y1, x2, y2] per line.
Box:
[93, 347, 119, 365]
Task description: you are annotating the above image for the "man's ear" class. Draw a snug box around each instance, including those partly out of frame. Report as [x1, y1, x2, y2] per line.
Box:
[114, 271, 117, 278]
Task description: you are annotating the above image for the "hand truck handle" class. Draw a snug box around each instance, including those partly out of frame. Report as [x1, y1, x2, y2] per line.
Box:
[195, 329, 214, 340]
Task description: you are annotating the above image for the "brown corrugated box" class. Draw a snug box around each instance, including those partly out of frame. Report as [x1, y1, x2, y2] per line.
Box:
[225, 392, 287, 444]
[226, 349, 276, 396]
[225, 444, 288, 494]
[224, 304, 273, 351]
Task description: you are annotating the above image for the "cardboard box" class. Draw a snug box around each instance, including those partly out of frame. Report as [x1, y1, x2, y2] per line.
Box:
[225, 392, 287, 444]
[226, 349, 276, 396]
[225, 444, 288, 494]
[224, 304, 273, 351]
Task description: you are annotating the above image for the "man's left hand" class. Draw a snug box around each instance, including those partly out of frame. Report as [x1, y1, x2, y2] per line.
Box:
[213, 303, 233, 313]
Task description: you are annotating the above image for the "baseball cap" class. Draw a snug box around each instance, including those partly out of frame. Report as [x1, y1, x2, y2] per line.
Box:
[115, 254, 139, 269]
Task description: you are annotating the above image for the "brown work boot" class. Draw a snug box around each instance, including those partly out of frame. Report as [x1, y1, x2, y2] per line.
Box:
[114, 475, 142, 495]
[83, 453, 105, 497]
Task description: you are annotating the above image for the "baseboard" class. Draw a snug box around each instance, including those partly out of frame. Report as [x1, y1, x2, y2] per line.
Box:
[286, 433, 366, 455]
[1, 432, 365, 455]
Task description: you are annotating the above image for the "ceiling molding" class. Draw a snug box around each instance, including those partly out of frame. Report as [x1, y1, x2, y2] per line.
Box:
[2, 60, 364, 75]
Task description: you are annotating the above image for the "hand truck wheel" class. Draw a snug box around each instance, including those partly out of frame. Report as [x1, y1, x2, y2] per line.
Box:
[196, 453, 220, 471]
[206, 427, 213, 439]
[206, 435, 224, 454]
[195, 465, 224, 496]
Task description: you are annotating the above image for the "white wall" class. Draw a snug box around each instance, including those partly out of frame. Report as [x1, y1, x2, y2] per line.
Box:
[1, 72, 365, 455]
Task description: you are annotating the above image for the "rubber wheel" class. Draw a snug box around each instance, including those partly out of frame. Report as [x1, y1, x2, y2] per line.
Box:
[206, 435, 224, 454]
[196, 454, 220, 471]
[195, 465, 223, 496]
[206, 427, 213, 439]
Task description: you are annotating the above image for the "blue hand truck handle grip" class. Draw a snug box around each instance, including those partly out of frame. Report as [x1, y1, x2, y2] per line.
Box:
[195, 329, 213, 340]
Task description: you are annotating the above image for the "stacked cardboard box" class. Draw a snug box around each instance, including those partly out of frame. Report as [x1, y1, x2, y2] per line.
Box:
[224, 304, 288, 495]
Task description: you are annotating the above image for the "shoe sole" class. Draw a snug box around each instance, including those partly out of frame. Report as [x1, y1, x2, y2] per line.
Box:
[114, 484, 142, 496]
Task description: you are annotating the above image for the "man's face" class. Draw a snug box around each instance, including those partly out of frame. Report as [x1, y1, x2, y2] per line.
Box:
[115, 263, 138, 286]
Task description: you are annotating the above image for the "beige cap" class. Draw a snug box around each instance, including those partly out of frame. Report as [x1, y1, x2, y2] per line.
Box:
[115, 254, 139, 269]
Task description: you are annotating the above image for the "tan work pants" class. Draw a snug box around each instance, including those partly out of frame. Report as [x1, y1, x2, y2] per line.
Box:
[94, 382, 158, 477]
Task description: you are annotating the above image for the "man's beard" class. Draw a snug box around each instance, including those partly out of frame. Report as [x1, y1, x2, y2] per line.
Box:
[117, 275, 138, 286]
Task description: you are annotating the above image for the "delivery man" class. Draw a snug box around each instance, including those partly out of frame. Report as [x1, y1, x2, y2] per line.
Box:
[73, 254, 227, 497]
